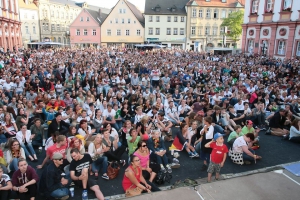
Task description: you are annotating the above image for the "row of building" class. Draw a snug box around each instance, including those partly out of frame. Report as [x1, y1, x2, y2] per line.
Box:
[1, 0, 245, 52]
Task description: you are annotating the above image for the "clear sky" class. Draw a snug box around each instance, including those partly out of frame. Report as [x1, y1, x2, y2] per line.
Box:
[76, 0, 146, 11]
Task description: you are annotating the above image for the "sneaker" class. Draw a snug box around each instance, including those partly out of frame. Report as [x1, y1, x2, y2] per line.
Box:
[173, 158, 180, 164]
[188, 152, 195, 158]
[161, 167, 167, 173]
[166, 165, 172, 173]
[201, 165, 208, 171]
[120, 160, 126, 166]
[193, 152, 199, 157]
[170, 162, 180, 169]
[69, 182, 75, 186]
[59, 195, 69, 200]
[82, 190, 88, 200]
[102, 174, 109, 180]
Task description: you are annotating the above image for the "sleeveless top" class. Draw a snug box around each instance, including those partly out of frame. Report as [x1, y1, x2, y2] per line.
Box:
[122, 165, 141, 191]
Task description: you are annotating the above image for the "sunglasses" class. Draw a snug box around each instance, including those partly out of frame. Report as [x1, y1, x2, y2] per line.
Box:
[55, 158, 63, 161]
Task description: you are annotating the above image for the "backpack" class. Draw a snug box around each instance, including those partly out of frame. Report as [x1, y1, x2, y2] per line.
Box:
[154, 171, 172, 185]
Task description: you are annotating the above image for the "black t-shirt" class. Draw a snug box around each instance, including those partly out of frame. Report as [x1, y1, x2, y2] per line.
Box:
[69, 154, 93, 176]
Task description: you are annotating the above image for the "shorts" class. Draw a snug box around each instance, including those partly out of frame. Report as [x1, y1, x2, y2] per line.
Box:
[207, 162, 221, 174]
[73, 175, 97, 188]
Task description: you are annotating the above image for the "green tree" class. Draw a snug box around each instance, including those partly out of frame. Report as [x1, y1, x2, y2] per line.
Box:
[221, 10, 244, 45]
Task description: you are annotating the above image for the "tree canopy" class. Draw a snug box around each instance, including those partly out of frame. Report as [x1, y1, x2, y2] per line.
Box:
[221, 10, 244, 42]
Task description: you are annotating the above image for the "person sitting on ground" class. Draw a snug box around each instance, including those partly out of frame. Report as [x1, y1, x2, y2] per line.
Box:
[147, 130, 172, 174]
[78, 119, 96, 148]
[289, 119, 300, 143]
[70, 148, 105, 200]
[230, 133, 262, 165]
[241, 120, 260, 141]
[269, 108, 291, 137]
[251, 102, 266, 129]
[0, 165, 13, 200]
[11, 158, 39, 200]
[122, 154, 160, 195]
[66, 137, 85, 163]
[30, 118, 46, 147]
[180, 123, 199, 158]
[133, 140, 161, 182]
[6, 139, 26, 173]
[127, 128, 141, 156]
[48, 112, 70, 137]
[227, 125, 242, 148]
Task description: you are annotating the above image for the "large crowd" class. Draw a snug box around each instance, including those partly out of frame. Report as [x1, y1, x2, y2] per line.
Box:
[0, 47, 299, 200]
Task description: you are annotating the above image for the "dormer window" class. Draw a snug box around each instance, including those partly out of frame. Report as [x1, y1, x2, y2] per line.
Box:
[155, 5, 161, 12]
[171, 6, 177, 12]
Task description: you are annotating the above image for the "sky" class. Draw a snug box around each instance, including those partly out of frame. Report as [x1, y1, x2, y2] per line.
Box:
[76, 0, 146, 11]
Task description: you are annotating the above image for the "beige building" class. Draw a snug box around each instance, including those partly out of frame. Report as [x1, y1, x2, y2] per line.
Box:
[186, 0, 244, 52]
[38, 0, 83, 45]
[101, 0, 144, 48]
[19, 0, 40, 47]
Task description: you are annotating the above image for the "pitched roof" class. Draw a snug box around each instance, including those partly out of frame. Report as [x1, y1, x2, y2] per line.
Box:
[186, 0, 245, 8]
[49, 0, 80, 7]
[144, 0, 187, 15]
[125, 0, 145, 27]
[86, 9, 108, 25]
[86, 5, 111, 14]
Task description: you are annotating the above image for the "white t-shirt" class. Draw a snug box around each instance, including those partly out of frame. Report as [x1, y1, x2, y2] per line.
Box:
[151, 69, 161, 80]
[78, 126, 92, 137]
[103, 109, 116, 119]
[233, 136, 247, 154]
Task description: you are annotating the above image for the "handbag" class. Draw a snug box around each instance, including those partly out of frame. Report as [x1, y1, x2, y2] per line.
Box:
[107, 161, 120, 179]
[125, 185, 142, 197]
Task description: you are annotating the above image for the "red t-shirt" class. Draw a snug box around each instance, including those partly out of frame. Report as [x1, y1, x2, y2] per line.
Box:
[209, 142, 228, 164]
[46, 144, 68, 159]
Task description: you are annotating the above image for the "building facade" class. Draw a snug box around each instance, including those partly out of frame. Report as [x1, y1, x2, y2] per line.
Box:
[100, 0, 144, 48]
[0, 0, 22, 51]
[19, 0, 40, 47]
[186, 0, 244, 51]
[144, 0, 187, 49]
[38, 0, 82, 45]
[70, 8, 108, 48]
[242, 0, 300, 59]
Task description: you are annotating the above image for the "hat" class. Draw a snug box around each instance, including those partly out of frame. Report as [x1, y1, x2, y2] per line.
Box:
[246, 120, 253, 125]
[197, 110, 205, 116]
[213, 133, 223, 141]
[55, 112, 62, 118]
[52, 152, 63, 160]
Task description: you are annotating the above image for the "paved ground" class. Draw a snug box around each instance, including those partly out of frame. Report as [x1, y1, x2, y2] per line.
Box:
[128, 169, 300, 200]
[29, 128, 300, 199]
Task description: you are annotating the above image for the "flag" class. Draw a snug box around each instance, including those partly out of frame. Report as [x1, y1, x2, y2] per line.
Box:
[169, 136, 187, 151]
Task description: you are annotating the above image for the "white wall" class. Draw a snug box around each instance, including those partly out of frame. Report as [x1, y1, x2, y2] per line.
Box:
[243, 0, 251, 23]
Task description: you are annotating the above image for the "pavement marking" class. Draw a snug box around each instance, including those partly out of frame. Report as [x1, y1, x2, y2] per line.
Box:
[195, 190, 205, 200]
[274, 169, 300, 186]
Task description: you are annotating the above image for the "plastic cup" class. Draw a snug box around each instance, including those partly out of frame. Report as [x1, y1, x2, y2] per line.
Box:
[69, 187, 74, 197]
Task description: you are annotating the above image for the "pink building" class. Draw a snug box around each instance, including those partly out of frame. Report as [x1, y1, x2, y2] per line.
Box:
[70, 8, 108, 48]
[0, 0, 23, 52]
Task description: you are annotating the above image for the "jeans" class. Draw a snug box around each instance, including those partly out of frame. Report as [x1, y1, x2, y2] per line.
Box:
[103, 85, 110, 95]
[195, 142, 201, 155]
[0, 134, 7, 144]
[213, 124, 225, 134]
[141, 180, 161, 192]
[169, 117, 184, 125]
[106, 116, 120, 131]
[153, 149, 168, 166]
[92, 156, 108, 174]
[20, 142, 36, 157]
[9, 158, 19, 172]
[50, 174, 72, 198]
[243, 149, 255, 162]
[252, 114, 266, 126]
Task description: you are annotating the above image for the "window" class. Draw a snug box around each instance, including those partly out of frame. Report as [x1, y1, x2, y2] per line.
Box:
[156, 28, 160, 35]
[51, 24, 55, 31]
[137, 30, 141, 36]
[93, 29, 96, 35]
[206, 9, 211, 18]
[252, 0, 259, 13]
[213, 27, 218, 35]
[61, 12, 64, 19]
[24, 13, 27, 18]
[87, 17, 89, 21]
[205, 27, 210, 35]
[167, 28, 171, 35]
[117, 29, 121, 35]
[199, 10, 203, 18]
[84, 29, 87, 35]
[220, 26, 225, 35]
[57, 24, 60, 31]
[80, 17, 83, 21]
[149, 16, 153, 22]
[222, 0, 227, 2]
[149, 28, 153, 35]
[32, 15, 35, 19]
[115, 18, 118, 23]
[123, 9, 126, 13]
[134, 21, 136, 24]
[119, 9, 122, 13]
[266, 0, 273, 11]
[122, 19, 124, 24]
[221, 10, 226, 18]
[33, 26, 36, 34]
[58, 37, 61, 43]
[214, 10, 218, 19]
[180, 28, 184, 35]
[126, 30, 130, 36]
[107, 29, 111, 36]
[181, 16, 185, 22]
[277, 41, 286, 55]
[191, 27, 196, 35]
[167, 16, 171, 22]
[198, 27, 203, 35]
[53, 37, 56, 42]
[173, 28, 178, 35]
[284, 0, 292, 9]
[128, 19, 131, 23]
[56, 11, 59, 18]
[70, 13, 73, 19]
[192, 9, 197, 17]
[76, 29, 80, 35]
[156, 16, 160, 22]
[174, 17, 178, 22]
[296, 42, 300, 56]
[51, 11, 54, 17]
[66, 13, 68, 19]
[110, 20, 112, 24]
[25, 26, 29, 34]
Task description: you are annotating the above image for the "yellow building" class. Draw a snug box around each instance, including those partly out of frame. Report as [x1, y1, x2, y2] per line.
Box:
[186, 0, 244, 52]
[100, 0, 144, 48]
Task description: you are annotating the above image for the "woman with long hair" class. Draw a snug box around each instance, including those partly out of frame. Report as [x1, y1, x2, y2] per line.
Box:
[25, 100, 35, 119]
[88, 134, 109, 180]
[120, 120, 132, 147]
[6, 139, 25, 172]
[133, 140, 160, 182]
[93, 109, 103, 133]
[180, 123, 199, 157]
[15, 108, 29, 130]
[6, 106, 17, 120]
[2, 112, 18, 138]
[16, 124, 37, 161]
[77, 120, 96, 147]
[66, 137, 85, 163]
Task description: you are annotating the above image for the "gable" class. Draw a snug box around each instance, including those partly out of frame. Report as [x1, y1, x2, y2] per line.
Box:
[69, 9, 101, 27]
[191, 1, 198, 6]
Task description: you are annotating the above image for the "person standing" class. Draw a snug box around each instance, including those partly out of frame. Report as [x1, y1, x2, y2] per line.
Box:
[69, 148, 105, 200]
[11, 158, 39, 200]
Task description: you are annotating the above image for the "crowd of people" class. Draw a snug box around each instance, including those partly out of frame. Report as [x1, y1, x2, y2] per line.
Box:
[0, 46, 299, 200]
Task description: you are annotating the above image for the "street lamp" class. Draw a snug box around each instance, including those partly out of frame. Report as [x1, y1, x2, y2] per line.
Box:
[261, 40, 268, 56]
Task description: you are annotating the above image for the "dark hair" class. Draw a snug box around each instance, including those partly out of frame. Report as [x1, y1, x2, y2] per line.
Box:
[291, 119, 299, 128]
[70, 148, 80, 154]
[180, 122, 187, 130]
[7, 106, 17, 119]
[130, 154, 138, 165]
[137, 140, 146, 150]
[9, 139, 20, 151]
[245, 133, 255, 141]
[204, 116, 212, 124]
[234, 125, 241, 131]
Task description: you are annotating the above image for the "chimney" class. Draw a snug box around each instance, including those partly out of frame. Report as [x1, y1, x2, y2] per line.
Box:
[99, 9, 101, 17]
